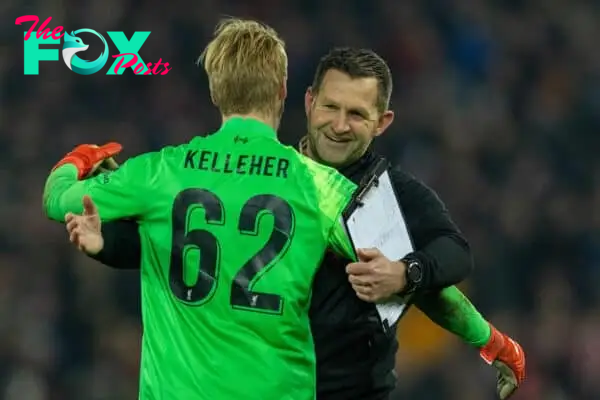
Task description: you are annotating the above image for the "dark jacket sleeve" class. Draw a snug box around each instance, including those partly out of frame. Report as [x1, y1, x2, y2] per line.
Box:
[390, 168, 473, 291]
[89, 220, 142, 269]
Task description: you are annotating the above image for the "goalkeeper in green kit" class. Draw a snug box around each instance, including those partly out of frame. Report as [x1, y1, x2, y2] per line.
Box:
[43, 19, 358, 400]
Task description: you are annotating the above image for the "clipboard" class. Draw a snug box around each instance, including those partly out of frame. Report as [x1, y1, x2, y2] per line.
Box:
[341, 158, 416, 330]
[343, 158, 390, 219]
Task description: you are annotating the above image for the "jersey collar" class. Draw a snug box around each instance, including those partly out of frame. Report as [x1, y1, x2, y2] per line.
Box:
[219, 117, 277, 139]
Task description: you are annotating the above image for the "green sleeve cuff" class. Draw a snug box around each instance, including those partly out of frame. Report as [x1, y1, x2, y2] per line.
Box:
[415, 286, 491, 347]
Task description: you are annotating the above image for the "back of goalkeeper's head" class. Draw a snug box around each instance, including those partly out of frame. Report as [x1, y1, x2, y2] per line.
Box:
[199, 18, 288, 122]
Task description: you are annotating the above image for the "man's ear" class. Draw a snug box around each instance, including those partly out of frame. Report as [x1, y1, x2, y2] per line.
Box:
[305, 87, 314, 116]
[374, 110, 394, 137]
[280, 81, 288, 101]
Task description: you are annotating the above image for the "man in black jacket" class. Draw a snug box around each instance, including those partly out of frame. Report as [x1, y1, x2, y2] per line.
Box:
[65, 48, 525, 399]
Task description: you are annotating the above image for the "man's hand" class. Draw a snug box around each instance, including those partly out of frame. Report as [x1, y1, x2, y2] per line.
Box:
[96, 157, 119, 174]
[65, 195, 104, 255]
[480, 324, 526, 399]
[345, 248, 406, 302]
[52, 142, 122, 179]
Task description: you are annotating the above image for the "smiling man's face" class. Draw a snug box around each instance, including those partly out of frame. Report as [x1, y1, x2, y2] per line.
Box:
[304, 69, 389, 168]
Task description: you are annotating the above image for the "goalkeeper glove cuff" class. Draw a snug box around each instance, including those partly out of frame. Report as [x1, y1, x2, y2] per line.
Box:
[480, 323, 526, 384]
[52, 143, 122, 180]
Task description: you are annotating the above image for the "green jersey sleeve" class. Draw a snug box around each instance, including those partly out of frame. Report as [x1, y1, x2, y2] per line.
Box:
[43, 153, 155, 222]
[329, 218, 356, 261]
[304, 160, 357, 260]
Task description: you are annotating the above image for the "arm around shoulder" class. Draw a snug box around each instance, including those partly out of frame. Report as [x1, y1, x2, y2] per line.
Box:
[44, 149, 158, 223]
[43, 164, 87, 222]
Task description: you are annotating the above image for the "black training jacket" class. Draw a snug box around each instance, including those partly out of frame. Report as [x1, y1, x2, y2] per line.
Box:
[91, 149, 473, 400]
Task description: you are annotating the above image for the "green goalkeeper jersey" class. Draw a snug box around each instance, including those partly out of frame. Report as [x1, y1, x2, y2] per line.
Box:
[43, 117, 357, 400]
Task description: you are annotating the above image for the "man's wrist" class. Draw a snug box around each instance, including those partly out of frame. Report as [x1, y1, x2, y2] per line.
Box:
[480, 323, 503, 364]
[87, 233, 106, 260]
[52, 156, 89, 179]
[88, 236, 105, 256]
[400, 256, 423, 295]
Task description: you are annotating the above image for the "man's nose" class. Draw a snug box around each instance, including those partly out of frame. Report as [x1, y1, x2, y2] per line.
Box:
[331, 112, 351, 134]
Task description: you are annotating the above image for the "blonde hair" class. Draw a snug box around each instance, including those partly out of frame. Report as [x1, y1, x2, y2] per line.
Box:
[199, 18, 288, 116]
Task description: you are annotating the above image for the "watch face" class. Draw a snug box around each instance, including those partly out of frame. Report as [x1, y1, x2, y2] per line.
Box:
[408, 263, 422, 283]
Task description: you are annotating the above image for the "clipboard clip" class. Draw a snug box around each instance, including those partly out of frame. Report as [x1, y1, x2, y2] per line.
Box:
[355, 172, 379, 205]
[353, 158, 389, 206]
[342, 157, 391, 221]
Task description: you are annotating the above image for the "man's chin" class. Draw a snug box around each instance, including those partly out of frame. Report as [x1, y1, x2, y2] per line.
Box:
[316, 151, 353, 168]
[307, 138, 355, 167]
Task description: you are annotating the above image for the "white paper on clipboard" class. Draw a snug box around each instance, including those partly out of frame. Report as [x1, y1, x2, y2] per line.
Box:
[343, 168, 414, 328]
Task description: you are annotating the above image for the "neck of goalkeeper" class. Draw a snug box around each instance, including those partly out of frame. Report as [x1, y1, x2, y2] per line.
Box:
[222, 111, 281, 133]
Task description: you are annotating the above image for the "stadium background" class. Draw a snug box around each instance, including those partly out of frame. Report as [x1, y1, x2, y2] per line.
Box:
[2, 1, 600, 399]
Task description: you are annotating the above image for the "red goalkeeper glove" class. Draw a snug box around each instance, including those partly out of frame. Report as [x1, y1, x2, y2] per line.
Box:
[52, 143, 122, 180]
[480, 323, 526, 399]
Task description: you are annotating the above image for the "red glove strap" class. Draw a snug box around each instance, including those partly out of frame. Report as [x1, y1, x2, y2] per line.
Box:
[480, 324, 504, 364]
[53, 154, 93, 179]
[51, 143, 122, 180]
[480, 323, 526, 384]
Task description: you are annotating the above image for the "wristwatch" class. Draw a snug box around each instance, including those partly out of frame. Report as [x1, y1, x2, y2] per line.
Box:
[401, 258, 423, 295]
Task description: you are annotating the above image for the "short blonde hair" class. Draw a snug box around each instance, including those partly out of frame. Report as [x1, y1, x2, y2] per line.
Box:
[199, 18, 288, 116]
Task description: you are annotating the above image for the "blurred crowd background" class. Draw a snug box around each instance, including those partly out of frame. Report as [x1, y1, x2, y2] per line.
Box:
[1, 0, 599, 399]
